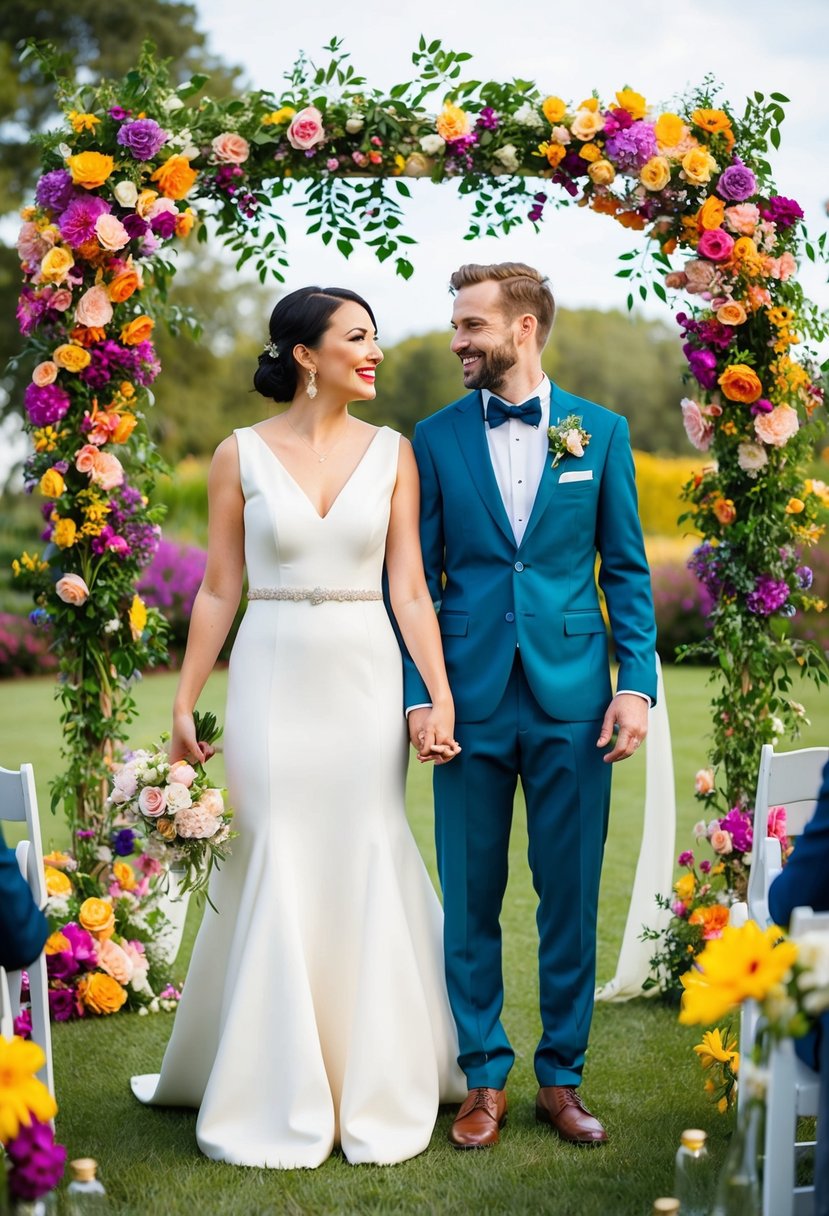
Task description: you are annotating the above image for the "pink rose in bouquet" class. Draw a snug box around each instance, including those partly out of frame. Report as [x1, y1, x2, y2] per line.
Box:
[212, 132, 250, 163]
[287, 106, 325, 150]
[138, 786, 167, 817]
[709, 828, 733, 855]
[55, 574, 89, 606]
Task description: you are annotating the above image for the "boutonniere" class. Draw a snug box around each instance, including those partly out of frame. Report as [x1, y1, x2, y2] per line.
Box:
[547, 415, 591, 468]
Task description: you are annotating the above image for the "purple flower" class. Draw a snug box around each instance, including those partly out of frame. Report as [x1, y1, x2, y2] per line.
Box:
[602, 108, 634, 136]
[476, 106, 499, 131]
[24, 382, 71, 427]
[13, 1007, 32, 1038]
[91, 525, 131, 557]
[686, 348, 719, 390]
[58, 194, 111, 247]
[48, 986, 77, 1022]
[62, 921, 98, 970]
[747, 574, 790, 616]
[123, 213, 149, 240]
[109, 106, 131, 120]
[750, 397, 774, 416]
[760, 195, 804, 229]
[35, 169, 76, 215]
[678, 850, 695, 867]
[46, 949, 79, 982]
[6, 1118, 67, 1201]
[699, 859, 712, 875]
[117, 118, 168, 160]
[720, 807, 753, 854]
[16, 286, 50, 337]
[112, 827, 137, 856]
[796, 565, 813, 590]
[150, 209, 178, 239]
[671, 900, 688, 918]
[604, 120, 657, 171]
[716, 160, 757, 203]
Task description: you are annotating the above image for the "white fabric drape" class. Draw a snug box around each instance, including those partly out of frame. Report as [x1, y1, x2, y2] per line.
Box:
[595, 654, 675, 1002]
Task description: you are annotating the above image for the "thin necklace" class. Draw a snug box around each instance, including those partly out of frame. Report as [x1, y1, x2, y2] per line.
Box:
[286, 417, 349, 463]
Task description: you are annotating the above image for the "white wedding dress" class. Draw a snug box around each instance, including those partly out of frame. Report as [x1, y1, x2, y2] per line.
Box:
[132, 425, 465, 1167]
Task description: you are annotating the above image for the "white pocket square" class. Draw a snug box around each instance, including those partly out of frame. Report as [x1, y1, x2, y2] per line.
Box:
[558, 469, 593, 483]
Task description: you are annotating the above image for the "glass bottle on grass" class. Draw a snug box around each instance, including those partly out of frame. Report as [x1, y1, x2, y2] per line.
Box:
[652, 1200, 680, 1215]
[65, 1159, 108, 1214]
[674, 1127, 712, 1216]
[710, 1099, 762, 1216]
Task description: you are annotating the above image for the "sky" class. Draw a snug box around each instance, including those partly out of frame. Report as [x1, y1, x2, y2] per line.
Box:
[192, 0, 829, 344]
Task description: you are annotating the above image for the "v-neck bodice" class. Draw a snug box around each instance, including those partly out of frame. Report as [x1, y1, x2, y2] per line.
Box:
[234, 424, 399, 593]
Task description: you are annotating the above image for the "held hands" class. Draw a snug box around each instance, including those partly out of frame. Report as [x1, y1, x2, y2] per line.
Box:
[170, 708, 216, 766]
[596, 693, 648, 763]
[407, 705, 462, 766]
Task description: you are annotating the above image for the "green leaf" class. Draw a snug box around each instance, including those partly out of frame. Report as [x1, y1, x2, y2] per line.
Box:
[770, 92, 790, 102]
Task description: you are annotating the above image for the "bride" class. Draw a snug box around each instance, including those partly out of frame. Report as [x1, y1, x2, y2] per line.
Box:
[131, 285, 466, 1167]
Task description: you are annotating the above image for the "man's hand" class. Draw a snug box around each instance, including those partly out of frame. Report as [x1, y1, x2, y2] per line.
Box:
[407, 705, 460, 765]
[596, 693, 648, 763]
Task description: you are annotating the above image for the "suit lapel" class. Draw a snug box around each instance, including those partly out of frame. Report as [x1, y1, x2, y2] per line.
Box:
[519, 383, 567, 550]
[451, 393, 515, 546]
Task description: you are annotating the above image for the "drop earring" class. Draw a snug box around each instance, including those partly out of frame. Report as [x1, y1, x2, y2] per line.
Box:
[306, 369, 318, 399]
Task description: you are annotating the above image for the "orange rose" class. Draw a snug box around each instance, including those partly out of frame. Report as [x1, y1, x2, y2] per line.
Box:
[77, 972, 127, 1015]
[435, 102, 470, 142]
[615, 210, 647, 231]
[697, 196, 725, 231]
[67, 151, 115, 190]
[108, 269, 141, 303]
[78, 896, 115, 940]
[120, 316, 154, 346]
[111, 413, 137, 443]
[713, 497, 737, 525]
[545, 143, 567, 170]
[151, 155, 198, 200]
[718, 363, 763, 404]
[44, 866, 72, 897]
[716, 301, 747, 326]
[689, 904, 729, 939]
[175, 208, 196, 238]
[45, 931, 71, 955]
[112, 860, 137, 890]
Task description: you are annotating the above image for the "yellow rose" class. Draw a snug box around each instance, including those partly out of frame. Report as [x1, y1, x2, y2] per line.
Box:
[435, 102, 470, 142]
[120, 316, 155, 346]
[129, 593, 148, 641]
[639, 156, 671, 192]
[45, 931, 71, 955]
[718, 363, 763, 404]
[78, 896, 116, 940]
[578, 97, 600, 113]
[785, 498, 805, 514]
[261, 106, 296, 125]
[654, 112, 685, 149]
[77, 972, 128, 1015]
[570, 108, 605, 140]
[39, 468, 65, 499]
[579, 143, 601, 163]
[151, 155, 198, 200]
[542, 96, 567, 124]
[40, 246, 75, 284]
[112, 860, 137, 890]
[614, 89, 647, 121]
[674, 872, 696, 901]
[697, 196, 725, 231]
[716, 301, 747, 326]
[588, 159, 615, 186]
[136, 189, 159, 218]
[67, 151, 115, 190]
[53, 517, 78, 549]
[53, 343, 92, 372]
[682, 147, 718, 185]
[44, 865, 73, 897]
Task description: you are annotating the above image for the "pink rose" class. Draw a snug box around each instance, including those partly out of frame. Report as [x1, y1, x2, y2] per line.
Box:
[199, 788, 225, 817]
[147, 197, 177, 220]
[76, 283, 113, 328]
[113, 765, 138, 799]
[95, 213, 130, 251]
[684, 259, 718, 295]
[96, 938, 134, 985]
[211, 132, 250, 164]
[767, 806, 788, 844]
[754, 404, 799, 448]
[724, 203, 759, 236]
[50, 288, 73, 312]
[90, 450, 124, 490]
[75, 444, 100, 474]
[564, 429, 584, 457]
[710, 828, 733, 855]
[286, 106, 325, 151]
[55, 573, 89, 606]
[32, 361, 58, 387]
[169, 761, 197, 788]
[681, 398, 713, 452]
[138, 786, 167, 817]
[767, 251, 796, 281]
[697, 228, 735, 263]
[694, 768, 715, 796]
[123, 940, 150, 980]
[17, 222, 52, 270]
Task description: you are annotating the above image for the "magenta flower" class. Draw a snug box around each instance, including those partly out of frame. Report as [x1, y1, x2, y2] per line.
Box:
[58, 194, 111, 247]
[678, 850, 695, 867]
[62, 921, 98, 970]
[746, 574, 790, 616]
[699, 859, 712, 875]
[685, 348, 719, 391]
[716, 160, 757, 203]
[48, 986, 77, 1022]
[604, 120, 657, 171]
[6, 1118, 67, 1201]
[24, 382, 71, 427]
[719, 807, 753, 853]
[759, 195, 804, 229]
[45, 949, 79, 982]
[13, 1007, 33, 1038]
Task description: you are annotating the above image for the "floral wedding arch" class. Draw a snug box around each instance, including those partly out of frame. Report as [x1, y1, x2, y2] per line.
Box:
[11, 39, 828, 913]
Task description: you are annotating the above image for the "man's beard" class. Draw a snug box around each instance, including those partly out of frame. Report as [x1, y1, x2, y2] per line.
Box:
[462, 338, 518, 392]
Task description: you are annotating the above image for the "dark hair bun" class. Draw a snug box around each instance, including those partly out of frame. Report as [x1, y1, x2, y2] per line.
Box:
[253, 349, 296, 402]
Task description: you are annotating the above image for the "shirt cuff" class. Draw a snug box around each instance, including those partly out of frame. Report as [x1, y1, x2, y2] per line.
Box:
[616, 689, 652, 708]
[405, 703, 432, 717]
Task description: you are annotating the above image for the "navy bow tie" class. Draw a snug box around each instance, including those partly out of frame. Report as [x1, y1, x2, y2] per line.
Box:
[486, 395, 542, 429]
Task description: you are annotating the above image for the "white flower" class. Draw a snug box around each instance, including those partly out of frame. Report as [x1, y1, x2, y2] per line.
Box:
[104, 617, 121, 634]
[58, 142, 72, 159]
[96, 845, 113, 863]
[740, 1057, 769, 1101]
[493, 143, 520, 172]
[113, 181, 139, 208]
[345, 115, 364, 134]
[737, 442, 768, 477]
[771, 716, 785, 737]
[551, 125, 571, 145]
[420, 133, 445, 155]
[163, 95, 185, 113]
[794, 932, 829, 1012]
[165, 781, 193, 812]
[564, 429, 584, 457]
[138, 1006, 149, 1017]
[46, 894, 71, 920]
[693, 820, 708, 838]
[512, 102, 544, 130]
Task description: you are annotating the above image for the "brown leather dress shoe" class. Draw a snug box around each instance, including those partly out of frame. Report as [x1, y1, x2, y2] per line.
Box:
[535, 1086, 608, 1145]
[448, 1087, 507, 1149]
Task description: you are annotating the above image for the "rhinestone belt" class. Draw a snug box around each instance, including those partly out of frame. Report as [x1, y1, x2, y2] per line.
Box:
[248, 587, 383, 605]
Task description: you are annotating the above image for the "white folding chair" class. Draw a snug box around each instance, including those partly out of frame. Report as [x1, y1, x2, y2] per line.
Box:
[0, 965, 14, 1040]
[0, 763, 54, 1095]
[761, 905, 827, 1216]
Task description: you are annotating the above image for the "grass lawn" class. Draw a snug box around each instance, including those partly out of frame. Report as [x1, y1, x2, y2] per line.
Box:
[1, 666, 826, 1214]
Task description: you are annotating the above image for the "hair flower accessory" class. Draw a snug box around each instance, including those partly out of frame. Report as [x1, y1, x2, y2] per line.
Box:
[263, 340, 279, 359]
[547, 414, 591, 467]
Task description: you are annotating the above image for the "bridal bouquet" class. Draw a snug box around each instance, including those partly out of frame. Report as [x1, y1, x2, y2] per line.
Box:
[109, 711, 235, 901]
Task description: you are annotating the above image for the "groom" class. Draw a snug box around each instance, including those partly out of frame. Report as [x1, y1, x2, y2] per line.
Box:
[406, 262, 657, 1148]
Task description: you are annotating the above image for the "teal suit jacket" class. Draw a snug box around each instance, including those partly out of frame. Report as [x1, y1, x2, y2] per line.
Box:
[405, 382, 657, 722]
[0, 824, 49, 971]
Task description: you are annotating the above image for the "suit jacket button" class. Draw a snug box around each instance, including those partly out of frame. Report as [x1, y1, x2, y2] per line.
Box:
[505, 612, 515, 623]
[514, 561, 524, 572]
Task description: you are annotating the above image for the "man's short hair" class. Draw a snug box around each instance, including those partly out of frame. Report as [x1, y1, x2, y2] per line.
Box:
[449, 262, 556, 347]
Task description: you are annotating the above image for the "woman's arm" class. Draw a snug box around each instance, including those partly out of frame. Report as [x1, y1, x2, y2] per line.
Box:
[170, 436, 245, 762]
[385, 438, 459, 763]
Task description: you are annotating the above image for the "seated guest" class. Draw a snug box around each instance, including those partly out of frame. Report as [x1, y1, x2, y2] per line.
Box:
[0, 824, 49, 972]
[768, 757, 829, 1216]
